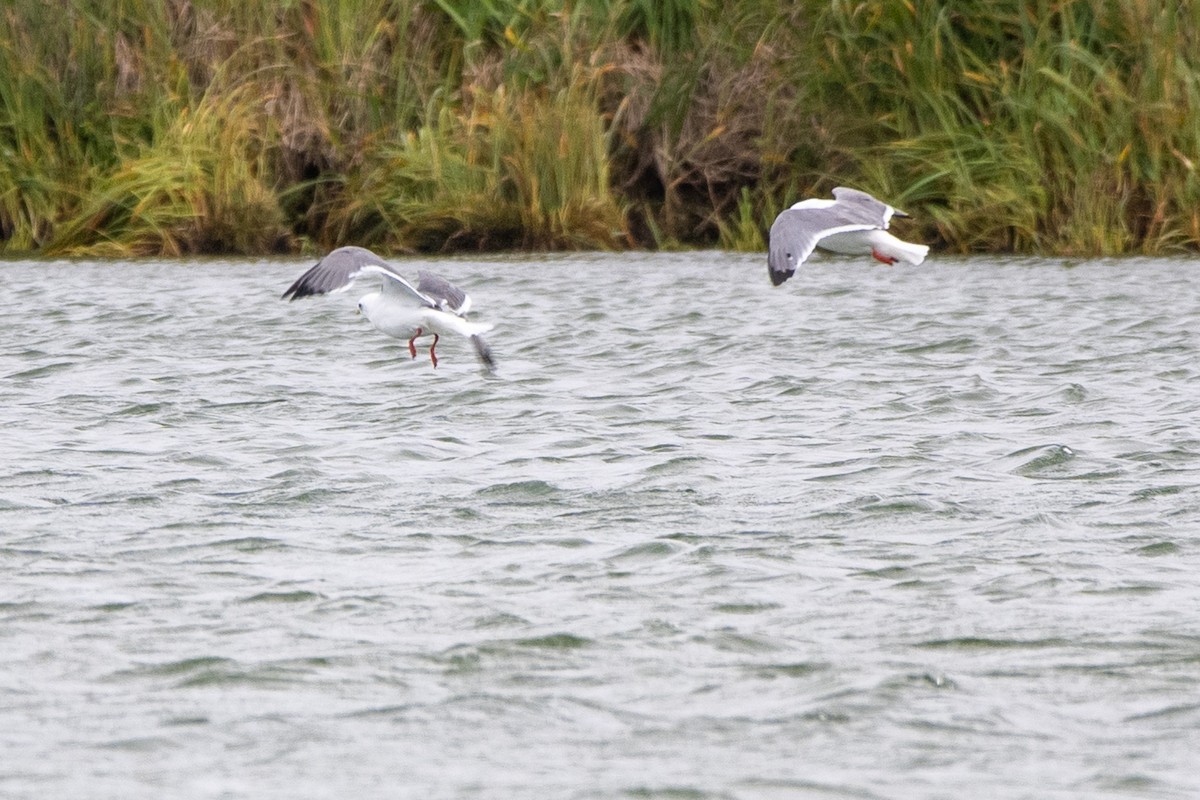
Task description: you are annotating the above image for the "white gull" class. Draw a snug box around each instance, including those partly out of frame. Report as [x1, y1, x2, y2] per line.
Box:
[281, 246, 495, 371]
[768, 187, 929, 286]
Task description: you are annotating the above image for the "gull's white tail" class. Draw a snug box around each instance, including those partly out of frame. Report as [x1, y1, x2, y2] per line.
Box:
[440, 316, 493, 338]
[880, 235, 929, 265]
[843, 230, 927, 265]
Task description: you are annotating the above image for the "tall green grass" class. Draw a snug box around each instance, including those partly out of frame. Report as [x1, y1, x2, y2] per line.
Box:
[44, 83, 287, 256]
[811, 0, 1200, 254]
[3, 0, 1200, 256]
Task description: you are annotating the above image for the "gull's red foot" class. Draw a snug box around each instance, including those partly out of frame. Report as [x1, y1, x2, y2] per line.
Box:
[871, 248, 898, 265]
[429, 333, 440, 368]
[407, 327, 423, 359]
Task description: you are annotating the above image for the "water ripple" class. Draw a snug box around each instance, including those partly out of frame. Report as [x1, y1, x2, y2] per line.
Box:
[1, 254, 1199, 798]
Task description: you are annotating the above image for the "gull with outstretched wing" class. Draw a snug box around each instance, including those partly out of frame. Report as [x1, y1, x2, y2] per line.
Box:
[282, 246, 495, 371]
[768, 187, 929, 287]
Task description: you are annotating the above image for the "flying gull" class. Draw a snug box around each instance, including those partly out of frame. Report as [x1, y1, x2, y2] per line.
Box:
[281, 246, 495, 371]
[768, 187, 929, 286]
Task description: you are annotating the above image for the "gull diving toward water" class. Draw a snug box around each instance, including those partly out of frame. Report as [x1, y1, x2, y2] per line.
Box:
[768, 187, 929, 286]
[281, 246, 496, 372]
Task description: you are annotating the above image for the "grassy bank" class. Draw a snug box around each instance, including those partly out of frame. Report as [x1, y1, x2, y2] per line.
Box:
[3, 0, 1200, 257]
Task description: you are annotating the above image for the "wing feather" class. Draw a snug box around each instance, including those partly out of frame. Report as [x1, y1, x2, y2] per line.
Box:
[768, 207, 877, 285]
[417, 271, 472, 316]
[830, 187, 898, 228]
[282, 246, 428, 302]
[370, 266, 439, 307]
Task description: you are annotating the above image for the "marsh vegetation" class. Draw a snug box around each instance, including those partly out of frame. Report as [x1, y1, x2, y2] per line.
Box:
[3, 1, 1199, 257]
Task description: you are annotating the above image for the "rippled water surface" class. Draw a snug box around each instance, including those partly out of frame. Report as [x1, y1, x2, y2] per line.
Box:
[3, 252, 1199, 799]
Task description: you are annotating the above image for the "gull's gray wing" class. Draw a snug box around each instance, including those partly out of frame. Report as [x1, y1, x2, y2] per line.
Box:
[416, 271, 472, 317]
[831, 187, 905, 228]
[281, 246, 433, 307]
[767, 209, 876, 287]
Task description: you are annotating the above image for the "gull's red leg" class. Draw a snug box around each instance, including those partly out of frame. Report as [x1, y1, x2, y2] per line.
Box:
[871, 248, 897, 265]
[429, 333, 440, 368]
[407, 327, 422, 359]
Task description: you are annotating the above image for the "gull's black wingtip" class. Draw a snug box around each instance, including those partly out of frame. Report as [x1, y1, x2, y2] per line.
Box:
[280, 276, 320, 301]
[471, 335, 497, 375]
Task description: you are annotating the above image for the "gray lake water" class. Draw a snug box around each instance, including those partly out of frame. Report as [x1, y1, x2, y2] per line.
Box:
[2, 252, 1199, 799]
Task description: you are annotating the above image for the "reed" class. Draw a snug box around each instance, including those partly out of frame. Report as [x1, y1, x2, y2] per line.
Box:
[4, 0, 1200, 256]
[324, 56, 627, 250]
[44, 83, 287, 256]
[811, 0, 1200, 254]
[0, 1, 118, 250]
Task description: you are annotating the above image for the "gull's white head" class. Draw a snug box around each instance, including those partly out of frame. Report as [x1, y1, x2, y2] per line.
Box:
[357, 291, 383, 320]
